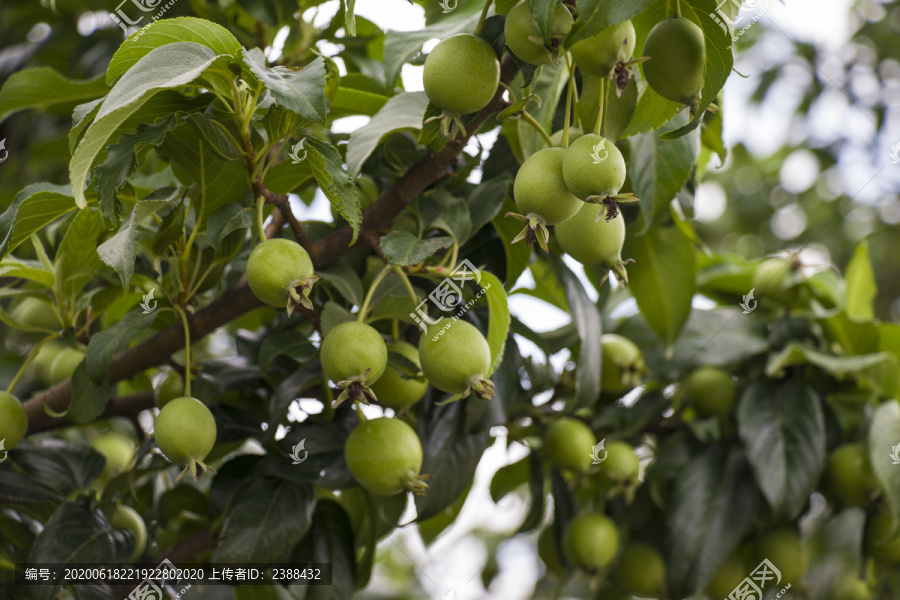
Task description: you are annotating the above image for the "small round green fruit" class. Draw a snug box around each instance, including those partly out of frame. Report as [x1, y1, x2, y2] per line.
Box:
[544, 417, 596, 471]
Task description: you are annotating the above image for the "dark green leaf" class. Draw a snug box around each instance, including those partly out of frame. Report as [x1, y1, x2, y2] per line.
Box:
[380, 231, 454, 266]
[418, 102, 448, 152]
[317, 264, 365, 307]
[305, 137, 362, 244]
[184, 112, 242, 161]
[0, 67, 108, 125]
[85, 310, 158, 385]
[151, 204, 185, 256]
[68, 363, 113, 424]
[558, 259, 602, 408]
[11, 441, 106, 495]
[492, 197, 531, 288]
[0, 470, 63, 504]
[766, 343, 899, 397]
[207, 203, 253, 251]
[565, 0, 656, 47]
[347, 92, 429, 174]
[58, 209, 105, 298]
[293, 500, 355, 600]
[0, 188, 77, 259]
[262, 105, 304, 141]
[242, 51, 328, 125]
[258, 331, 317, 373]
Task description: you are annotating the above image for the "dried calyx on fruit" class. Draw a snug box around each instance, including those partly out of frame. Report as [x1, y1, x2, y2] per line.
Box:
[344, 417, 429, 496]
[504, 1, 573, 66]
[246, 238, 319, 315]
[320, 321, 388, 406]
[569, 20, 642, 96]
[419, 317, 494, 400]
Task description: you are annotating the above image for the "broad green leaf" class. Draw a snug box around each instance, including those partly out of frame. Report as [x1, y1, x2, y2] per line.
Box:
[241, 50, 328, 125]
[621, 82, 681, 138]
[869, 400, 900, 531]
[329, 74, 390, 119]
[490, 456, 530, 502]
[659, 0, 734, 140]
[467, 176, 511, 239]
[208, 203, 254, 250]
[667, 446, 761, 596]
[68, 363, 113, 424]
[624, 225, 696, 352]
[213, 478, 315, 562]
[263, 160, 314, 195]
[515, 259, 569, 312]
[69, 98, 104, 153]
[58, 209, 105, 298]
[12, 440, 106, 495]
[492, 197, 531, 288]
[823, 311, 879, 356]
[262, 105, 304, 142]
[529, 0, 559, 46]
[318, 264, 365, 307]
[258, 332, 317, 374]
[630, 111, 700, 232]
[0, 258, 55, 289]
[845, 240, 876, 321]
[84, 309, 158, 385]
[96, 211, 139, 289]
[106, 17, 242, 84]
[479, 270, 511, 376]
[766, 343, 899, 398]
[0, 188, 77, 259]
[305, 137, 362, 244]
[565, 0, 656, 47]
[381, 231, 453, 266]
[346, 92, 429, 175]
[295, 500, 356, 600]
[418, 102, 448, 152]
[0, 67, 108, 124]
[151, 203, 185, 255]
[418, 484, 471, 546]
[93, 115, 177, 227]
[184, 112, 242, 161]
[70, 43, 221, 208]
[737, 377, 825, 519]
[558, 260, 602, 408]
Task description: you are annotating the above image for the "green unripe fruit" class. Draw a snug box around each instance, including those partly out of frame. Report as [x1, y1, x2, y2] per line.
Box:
[826, 443, 874, 507]
[344, 417, 425, 496]
[108, 505, 147, 561]
[246, 238, 316, 309]
[0, 392, 28, 450]
[562, 134, 626, 200]
[618, 543, 666, 595]
[600, 334, 645, 394]
[419, 318, 493, 398]
[706, 554, 745, 598]
[756, 528, 808, 584]
[424, 34, 500, 115]
[12, 298, 59, 330]
[370, 341, 428, 411]
[49, 348, 84, 384]
[570, 20, 636, 77]
[91, 431, 136, 477]
[548, 127, 584, 147]
[555, 203, 626, 269]
[544, 417, 596, 471]
[155, 371, 183, 408]
[563, 513, 620, 570]
[752, 257, 801, 305]
[513, 148, 583, 226]
[537, 525, 565, 574]
[867, 511, 900, 565]
[154, 397, 217, 466]
[829, 574, 873, 600]
[642, 17, 706, 112]
[597, 440, 639, 485]
[321, 321, 388, 384]
[684, 366, 736, 418]
[504, 1, 573, 65]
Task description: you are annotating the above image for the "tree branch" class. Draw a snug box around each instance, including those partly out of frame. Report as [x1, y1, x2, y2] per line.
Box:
[23, 55, 518, 434]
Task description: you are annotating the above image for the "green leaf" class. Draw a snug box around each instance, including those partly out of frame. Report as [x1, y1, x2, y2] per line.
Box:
[294, 500, 356, 600]
[305, 137, 362, 244]
[184, 112, 242, 161]
[58, 209, 105, 298]
[823, 311, 879, 356]
[467, 176, 511, 238]
[93, 116, 177, 227]
[565, 0, 656, 47]
[208, 203, 254, 251]
[381, 231, 454, 266]
[869, 400, 900, 531]
[84, 310, 158, 385]
[0, 188, 77, 258]
[68, 363, 113, 424]
[766, 343, 899, 398]
[558, 260, 602, 408]
[490, 455, 530, 503]
[70, 42, 221, 208]
[242, 50, 328, 125]
[258, 332, 317, 374]
[69, 98, 104, 153]
[737, 377, 826, 519]
[621, 83, 681, 138]
[12, 440, 106, 495]
[529, 0, 558, 46]
[418, 102, 448, 152]
[106, 17, 242, 84]
[329, 74, 390, 119]
[492, 197, 531, 288]
[318, 264, 365, 307]
[666, 446, 761, 597]
[346, 92, 430, 175]
[0, 67, 108, 125]
[658, 0, 734, 140]
[214, 478, 316, 562]
[629, 112, 700, 232]
[475, 270, 510, 377]
[845, 240, 876, 322]
[263, 160, 314, 195]
[151, 203, 185, 256]
[262, 105, 304, 141]
[623, 225, 696, 352]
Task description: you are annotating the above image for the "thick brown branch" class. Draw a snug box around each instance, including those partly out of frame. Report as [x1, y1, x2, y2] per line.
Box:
[260, 186, 312, 249]
[23, 54, 518, 434]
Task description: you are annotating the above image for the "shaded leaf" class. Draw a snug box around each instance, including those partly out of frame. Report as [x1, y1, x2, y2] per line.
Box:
[347, 92, 429, 174]
[242, 50, 328, 125]
[84, 310, 158, 385]
[381, 231, 453, 266]
[305, 137, 362, 244]
[0, 67, 108, 125]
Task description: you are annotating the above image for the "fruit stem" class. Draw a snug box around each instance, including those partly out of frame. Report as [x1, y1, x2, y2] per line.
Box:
[564, 53, 581, 128]
[255, 195, 266, 244]
[358, 264, 392, 323]
[520, 111, 553, 147]
[474, 0, 492, 35]
[394, 267, 420, 305]
[174, 305, 192, 397]
[563, 52, 575, 147]
[6, 334, 60, 394]
[673, 0, 682, 18]
[594, 77, 607, 136]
